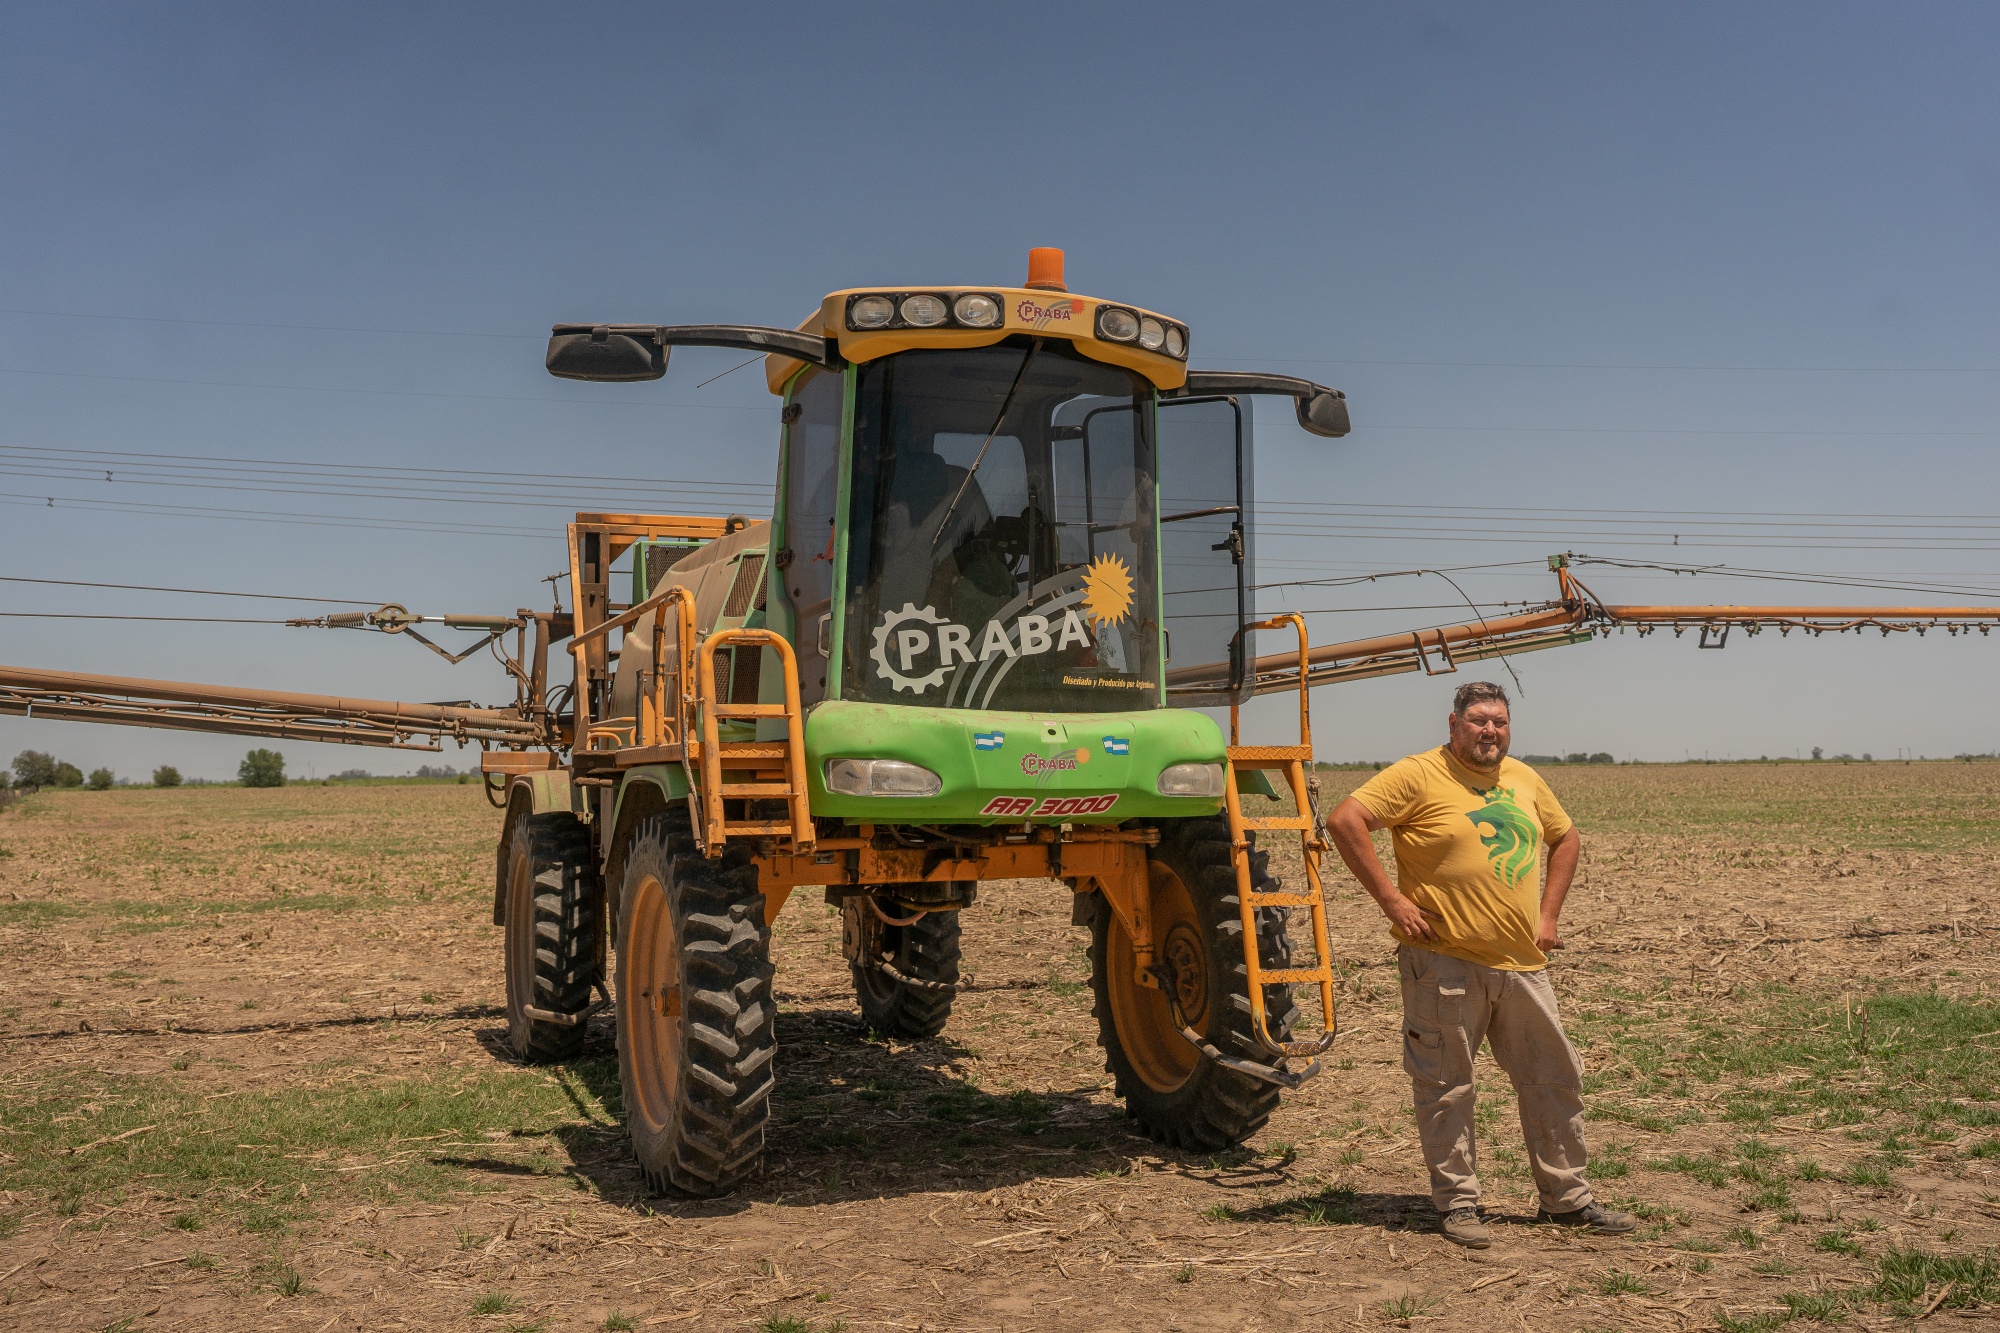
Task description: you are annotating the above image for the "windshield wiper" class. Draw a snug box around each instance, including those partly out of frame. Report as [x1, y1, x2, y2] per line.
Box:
[931, 339, 1042, 548]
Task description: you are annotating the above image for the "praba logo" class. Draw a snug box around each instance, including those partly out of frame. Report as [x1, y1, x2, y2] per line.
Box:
[870, 601, 1096, 694]
[1016, 298, 1076, 329]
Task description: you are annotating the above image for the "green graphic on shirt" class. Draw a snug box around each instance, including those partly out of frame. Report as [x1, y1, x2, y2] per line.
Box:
[1467, 786, 1539, 886]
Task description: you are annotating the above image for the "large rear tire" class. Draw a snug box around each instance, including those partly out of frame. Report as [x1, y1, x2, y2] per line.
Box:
[502, 813, 603, 1064]
[1088, 816, 1299, 1149]
[614, 812, 776, 1197]
[845, 896, 962, 1039]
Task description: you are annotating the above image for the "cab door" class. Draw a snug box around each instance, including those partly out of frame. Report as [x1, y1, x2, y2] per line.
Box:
[1156, 395, 1253, 706]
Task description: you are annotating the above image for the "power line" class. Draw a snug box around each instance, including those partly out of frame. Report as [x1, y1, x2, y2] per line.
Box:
[0, 306, 540, 340]
[0, 443, 772, 495]
[0, 574, 378, 605]
[0, 365, 769, 412]
[0, 611, 289, 623]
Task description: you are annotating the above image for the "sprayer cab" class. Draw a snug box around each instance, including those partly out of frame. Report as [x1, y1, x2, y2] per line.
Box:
[546, 251, 1349, 742]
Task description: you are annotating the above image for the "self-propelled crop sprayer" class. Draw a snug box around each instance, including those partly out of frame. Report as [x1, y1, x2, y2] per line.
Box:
[7, 248, 2000, 1196]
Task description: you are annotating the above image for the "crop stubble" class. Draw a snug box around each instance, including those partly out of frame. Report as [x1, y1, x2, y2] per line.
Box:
[0, 762, 1995, 1330]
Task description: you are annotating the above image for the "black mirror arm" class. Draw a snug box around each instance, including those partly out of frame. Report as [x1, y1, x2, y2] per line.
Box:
[549, 323, 842, 368]
[1163, 370, 1350, 438]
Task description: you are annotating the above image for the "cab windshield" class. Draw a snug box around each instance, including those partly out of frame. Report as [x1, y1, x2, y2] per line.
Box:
[842, 338, 1160, 711]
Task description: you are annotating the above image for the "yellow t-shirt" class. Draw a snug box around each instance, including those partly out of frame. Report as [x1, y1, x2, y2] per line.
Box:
[1349, 746, 1573, 972]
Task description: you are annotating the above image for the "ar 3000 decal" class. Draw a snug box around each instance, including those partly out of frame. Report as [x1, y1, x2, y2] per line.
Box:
[980, 794, 1120, 818]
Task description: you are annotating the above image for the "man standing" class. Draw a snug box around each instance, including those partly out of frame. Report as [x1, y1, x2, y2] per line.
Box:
[1324, 681, 1635, 1249]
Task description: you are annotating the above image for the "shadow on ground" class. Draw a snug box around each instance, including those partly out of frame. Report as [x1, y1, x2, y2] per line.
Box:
[500, 1006, 1290, 1215]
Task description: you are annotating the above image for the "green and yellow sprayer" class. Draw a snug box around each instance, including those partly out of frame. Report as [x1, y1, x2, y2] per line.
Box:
[7, 248, 1999, 1194]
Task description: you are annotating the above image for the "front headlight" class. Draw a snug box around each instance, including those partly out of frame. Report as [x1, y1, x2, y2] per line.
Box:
[1165, 325, 1186, 358]
[1138, 316, 1165, 351]
[825, 758, 943, 797]
[953, 293, 1002, 327]
[849, 294, 895, 329]
[1097, 306, 1140, 342]
[899, 294, 947, 327]
[1156, 762, 1226, 798]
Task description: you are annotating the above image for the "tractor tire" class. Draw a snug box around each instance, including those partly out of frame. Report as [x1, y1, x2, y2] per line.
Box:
[614, 812, 776, 1197]
[845, 896, 962, 1039]
[502, 812, 604, 1064]
[1087, 816, 1300, 1150]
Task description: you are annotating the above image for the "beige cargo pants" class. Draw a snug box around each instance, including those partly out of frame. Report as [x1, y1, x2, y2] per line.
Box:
[1397, 943, 1593, 1215]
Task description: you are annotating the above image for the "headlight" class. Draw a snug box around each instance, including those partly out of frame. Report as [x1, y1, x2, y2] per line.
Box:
[953, 293, 1001, 327]
[1138, 317, 1165, 351]
[825, 758, 943, 797]
[900, 294, 947, 327]
[1156, 762, 1226, 798]
[1097, 307, 1140, 342]
[849, 295, 895, 329]
[1165, 325, 1186, 358]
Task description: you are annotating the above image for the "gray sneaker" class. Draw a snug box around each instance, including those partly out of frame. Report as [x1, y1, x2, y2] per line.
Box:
[1439, 1205, 1491, 1249]
[1536, 1202, 1638, 1235]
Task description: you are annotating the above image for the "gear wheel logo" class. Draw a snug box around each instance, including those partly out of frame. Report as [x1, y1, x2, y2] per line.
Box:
[870, 602, 952, 694]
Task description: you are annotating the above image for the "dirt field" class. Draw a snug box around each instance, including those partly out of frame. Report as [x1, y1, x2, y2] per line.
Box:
[2, 761, 1998, 1332]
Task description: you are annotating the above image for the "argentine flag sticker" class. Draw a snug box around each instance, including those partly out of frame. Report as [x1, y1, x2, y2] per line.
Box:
[1102, 736, 1130, 756]
[974, 731, 1006, 751]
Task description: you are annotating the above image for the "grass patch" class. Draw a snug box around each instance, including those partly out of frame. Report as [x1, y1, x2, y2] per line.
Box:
[1378, 1291, 1440, 1320]
[1663, 1152, 1730, 1188]
[1842, 1161, 1893, 1189]
[1596, 1269, 1655, 1296]
[1864, 1246, 2000, 1313]
[1778, 1290, 1847, 1321]
[472, 1291, 518, 1315]
[0, 1060, 615, 1229]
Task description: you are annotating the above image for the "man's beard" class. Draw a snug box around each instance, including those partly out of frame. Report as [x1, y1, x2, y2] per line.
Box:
[1453, 735, 1508, 769]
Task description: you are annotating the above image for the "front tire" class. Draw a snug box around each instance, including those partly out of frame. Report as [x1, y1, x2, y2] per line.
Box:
[1088, 817, 1299, 1149]
[502, 813, 603, 1064]
[615, 813, 776, 1196]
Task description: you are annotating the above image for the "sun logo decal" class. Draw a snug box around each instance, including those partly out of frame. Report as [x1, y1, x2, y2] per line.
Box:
[1080, 553, 1134, 627]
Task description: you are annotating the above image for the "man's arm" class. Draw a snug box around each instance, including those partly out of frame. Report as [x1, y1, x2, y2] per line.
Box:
[1324, 796, 1438, 943]
[1536, 826, 1581, 952]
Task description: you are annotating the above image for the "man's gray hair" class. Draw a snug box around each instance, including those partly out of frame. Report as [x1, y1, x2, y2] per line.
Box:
[1452, 680, 1510, 715]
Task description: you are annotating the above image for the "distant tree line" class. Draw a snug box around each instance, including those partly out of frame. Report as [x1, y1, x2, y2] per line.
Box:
[1, 749, 286, 791]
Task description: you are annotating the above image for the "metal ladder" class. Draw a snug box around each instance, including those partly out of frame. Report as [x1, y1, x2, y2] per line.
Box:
[1222, 613, 1338, 1079]
[693, 628, 814, 858]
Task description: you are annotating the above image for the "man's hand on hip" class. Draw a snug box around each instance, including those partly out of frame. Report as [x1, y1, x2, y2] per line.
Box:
[1384, 893, 1441, 943]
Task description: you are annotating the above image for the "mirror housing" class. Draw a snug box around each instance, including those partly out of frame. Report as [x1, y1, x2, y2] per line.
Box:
[1297, 390, 1350, 438]
[1172, 371, 1350, 439]
[546, 325, 667, 382]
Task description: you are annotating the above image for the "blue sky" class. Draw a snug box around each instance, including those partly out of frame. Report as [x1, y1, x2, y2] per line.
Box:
[2, 3, 1997, 776]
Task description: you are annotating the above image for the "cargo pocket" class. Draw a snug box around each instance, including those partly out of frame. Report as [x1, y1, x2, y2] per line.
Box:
[1403, 1022, 1446, 1086]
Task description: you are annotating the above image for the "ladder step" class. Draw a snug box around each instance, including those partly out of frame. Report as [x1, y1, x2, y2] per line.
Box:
[1256, 967, 1334, 985]
[1228, 745, 1312, 762]
[712, 703, 788, 717]
[1248, 892, 1319, 908]
[720, 821, 798, 836]
[719, 783, 795, 798]
[1241, 817, 1315, 831]
[715, 744, 790, 762]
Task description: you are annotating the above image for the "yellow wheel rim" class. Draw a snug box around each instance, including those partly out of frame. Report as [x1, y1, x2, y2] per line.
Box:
[622, 872, 680, 1136]
[504, 850, 535, 1034]
[1105, 859, 1208, 1094]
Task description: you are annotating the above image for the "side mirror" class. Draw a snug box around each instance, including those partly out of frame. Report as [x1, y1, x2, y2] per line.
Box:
[546, 324, 667, 382]
[1296, 390, 1350, 438]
